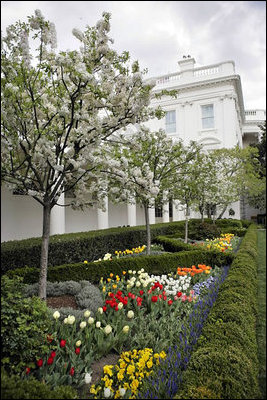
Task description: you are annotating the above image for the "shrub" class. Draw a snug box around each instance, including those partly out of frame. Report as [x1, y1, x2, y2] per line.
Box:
[1, 368, 77, 399]
[6, 249, 233, 285]
[23, 280, 103, 319]
[153, 236, 202, 252]
[188, 222, 221, 240]
[1, 219, 243, 274]
[1, 276, 52, 374]
[174, 224, 261, 399]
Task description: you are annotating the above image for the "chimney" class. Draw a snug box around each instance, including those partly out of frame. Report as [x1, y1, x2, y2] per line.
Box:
[178, 55, 196, 71]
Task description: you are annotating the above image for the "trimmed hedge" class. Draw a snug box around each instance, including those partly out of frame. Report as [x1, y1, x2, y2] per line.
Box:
[6, 249, 234, 285]
[154, 235, 203, 252]
[1, 368, 77, 399]
[174, 224, 261, 399]
[1, 218, 248, 274]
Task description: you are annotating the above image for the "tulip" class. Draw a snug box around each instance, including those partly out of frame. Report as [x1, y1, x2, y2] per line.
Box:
[84, 310, 91, 318]
[80, 321, 87, 329]
[53, 311, 60, 320]
[85, 372, 92, 384]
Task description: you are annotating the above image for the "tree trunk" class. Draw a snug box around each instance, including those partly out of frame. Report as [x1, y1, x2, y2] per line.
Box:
[217, 204, 228, 219]
[206, 204, 211, 219]
[39, 203, 51, 300]
[184, 204, 189, 244]
[144, 203, 151, 255]
[199, 204, 204, 223]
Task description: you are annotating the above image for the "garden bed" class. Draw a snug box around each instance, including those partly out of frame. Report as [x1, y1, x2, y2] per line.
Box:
[2, 228, 260, 400]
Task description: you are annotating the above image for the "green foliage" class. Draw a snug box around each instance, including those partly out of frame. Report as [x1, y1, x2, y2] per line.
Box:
[175, 224, 261, 399]
[6, 249, 233, 285]
[153, 236, 201, 252]
[1, 276, 52, 374]
[187, 221, 221, 240]
[24, 280, 103, 319]
[1, 368, 78, 399]
[1, 219, 243, 274]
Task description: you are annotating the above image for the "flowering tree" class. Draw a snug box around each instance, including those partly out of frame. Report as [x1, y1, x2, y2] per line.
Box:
[105, 127, 199, 253]
[170, 149, 203, 243]
[1, 10, 163, 299]
[191, 146, 263, 221]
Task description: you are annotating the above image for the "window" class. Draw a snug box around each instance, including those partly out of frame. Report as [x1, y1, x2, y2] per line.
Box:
[201, 104, 214, 129]
[165, 110, 176, 133]
[155, 205, 163, 218]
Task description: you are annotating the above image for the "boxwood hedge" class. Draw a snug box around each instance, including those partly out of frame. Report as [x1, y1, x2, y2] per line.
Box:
[1, 218, 248, 274]
[174, 224, 261, 399]
[6, 249, 234, 285]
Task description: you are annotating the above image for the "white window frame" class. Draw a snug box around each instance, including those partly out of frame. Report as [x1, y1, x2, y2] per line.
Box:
[201, 104, 214, 130]
[165, 110, 176, 133]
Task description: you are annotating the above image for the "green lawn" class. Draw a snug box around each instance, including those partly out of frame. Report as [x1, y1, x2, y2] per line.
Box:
[257, 229, 266, 399]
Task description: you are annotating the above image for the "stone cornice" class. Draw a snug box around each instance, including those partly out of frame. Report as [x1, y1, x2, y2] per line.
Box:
[152, 74, 246, 123]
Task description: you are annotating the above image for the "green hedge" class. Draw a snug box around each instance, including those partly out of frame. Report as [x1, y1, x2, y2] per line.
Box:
[174, 224, 261, 399]
[6, 249, 234, 285]
[1, 219, 248, 274]
[1, 368, 77, 399]
[154, 236, 203, 252]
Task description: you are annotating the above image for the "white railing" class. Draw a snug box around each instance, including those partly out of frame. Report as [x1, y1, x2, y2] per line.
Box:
[245, 110, 257, 116]
[154, 62, 229, 87]
[193, 66, 220, 77]
[156, 73, 181, 85]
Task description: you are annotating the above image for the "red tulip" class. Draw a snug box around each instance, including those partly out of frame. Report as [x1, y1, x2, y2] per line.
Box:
[168, 300, 173, 306]
[75, 347, 80, 355]
[47, 357, 54, 365]
[177, 292, 182, 297]
[36, 359, 43, 367]
[103, 306, 107, 312]
[151, 296, 158, 303]
[70, 367, 75, 376]
[60, 339, 66, 348]
[26, 367, 30, 375]
[50, 351, 56, 358]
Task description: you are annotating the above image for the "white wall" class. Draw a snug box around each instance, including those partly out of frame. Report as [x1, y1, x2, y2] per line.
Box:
[108, 202, 128, 228]
[65, 199, 98, 233]
[1, 186, 43, 242]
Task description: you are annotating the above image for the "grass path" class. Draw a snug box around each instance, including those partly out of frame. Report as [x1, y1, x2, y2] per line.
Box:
[257, 229, 266, 399]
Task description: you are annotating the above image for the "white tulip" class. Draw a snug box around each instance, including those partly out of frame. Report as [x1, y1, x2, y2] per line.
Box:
[67, 315, 75, 325]
[127, 310, 134, 319]
[96, 321, 101, 328]
[80, 321, 87, 329]
[53, 311, 60, 320]
[88, 317, 94, 324]
[104, 325, 112, 334]
[85, 372, 92, 384]
[84, 310, 91, 318]
[122, 325, 129, 333]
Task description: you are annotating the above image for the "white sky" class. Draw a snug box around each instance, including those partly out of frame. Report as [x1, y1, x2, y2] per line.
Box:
[1, 0, 266, 110]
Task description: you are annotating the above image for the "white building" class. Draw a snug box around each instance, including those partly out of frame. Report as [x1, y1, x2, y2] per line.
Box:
[1, 57, 265, 242]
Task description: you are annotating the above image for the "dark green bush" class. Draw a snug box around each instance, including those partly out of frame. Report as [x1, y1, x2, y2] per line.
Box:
[188, 221, 221, 240]
[1, 218, 244, 274]
[1, 276, 52, 374]
[6, 249, 233, 285]
[174, 224, 261, 399]
[220, 226, 247, 236]
[1, 368, 78, 399]
[153, 236, 202, 252]
[176, 346, 260, 399]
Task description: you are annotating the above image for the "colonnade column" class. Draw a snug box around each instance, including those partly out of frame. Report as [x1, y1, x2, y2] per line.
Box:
[148, 203, 155, 225]
[127, 200, 137, 227]
[172, 199, 184, 222]
[97, 196, 109, 229]
[162, 191, 170, 223]
[50, 192, 65, 235]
